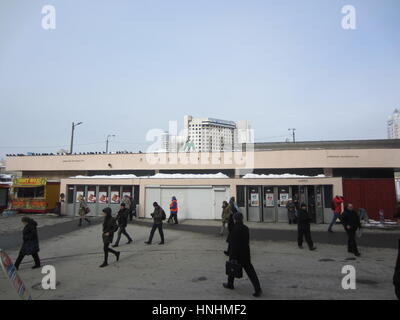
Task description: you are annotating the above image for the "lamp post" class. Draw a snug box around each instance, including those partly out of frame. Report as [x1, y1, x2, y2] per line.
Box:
[106, 134, 116, 153]
[288, 128, 296, 143]
[70, 122, 83, 154]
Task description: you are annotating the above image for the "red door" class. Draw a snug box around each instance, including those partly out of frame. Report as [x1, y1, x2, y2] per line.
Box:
[343, 179, 397, 220]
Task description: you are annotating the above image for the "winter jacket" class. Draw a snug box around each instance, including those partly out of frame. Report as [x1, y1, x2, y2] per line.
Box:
[170, 198, 178, 214]
[296, 209, 311, 226]
[221, 205, 231, 223]
[102, 216, 118, 244]
[286, 202, 296, 213]
[342, 208, 361, 231]
[122, 197, 132, 209]
[151, 206, 165, 224]
[79, 199, 88, 216]
[332, 196, 344, 214]
[228, 222, 251, 266]
[20, 219, 40, 256]
[116, 208, 129, 228]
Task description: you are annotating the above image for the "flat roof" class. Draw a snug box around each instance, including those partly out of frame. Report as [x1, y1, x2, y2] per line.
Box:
[252, 139, 400, 150]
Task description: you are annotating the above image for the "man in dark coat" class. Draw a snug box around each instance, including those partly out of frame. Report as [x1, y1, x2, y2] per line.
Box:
[112, 203, 133, 247]
[100, 207, 120, 268]
[341, 203, 361, 257]
[14, 217, 41, 270]
[223, 212, 262, 297]
[296, 203, 316, 251]
[394, 239, 400, 300]
[145, 202, 165, 245]
[224, 197, 238, 256]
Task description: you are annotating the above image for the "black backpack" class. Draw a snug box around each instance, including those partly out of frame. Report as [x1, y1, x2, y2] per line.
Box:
[161, 209, 167, 221]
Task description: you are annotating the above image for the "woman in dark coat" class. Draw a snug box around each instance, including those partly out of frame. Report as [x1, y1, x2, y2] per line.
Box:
[223, 212, 262, 297]
[14, 217, 41, 270]
[100, 207, 120, 268]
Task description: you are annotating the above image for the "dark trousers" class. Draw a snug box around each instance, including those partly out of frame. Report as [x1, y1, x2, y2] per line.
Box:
[114, 226, 132, 245]
[14, 251, 40, 270]
[168, 213, 178, 224]
[228, 263, 261, 292]
[298, 224, 314, 248]
[346, 228, 359, 254]
[148, 223, 164, 243]
[103, 242, 118, 263]
[78, 217, 90, 226]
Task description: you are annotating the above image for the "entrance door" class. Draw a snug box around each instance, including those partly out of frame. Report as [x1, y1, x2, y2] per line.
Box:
[213, 187, 229, 220]
[277, 186, 290, 222]
[247, 186, 261, 222]
[314, 186, 324, 223]
[262, 186, 276, 222]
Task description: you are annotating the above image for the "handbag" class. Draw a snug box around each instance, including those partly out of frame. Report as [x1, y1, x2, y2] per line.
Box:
[226, 260, 243, 278]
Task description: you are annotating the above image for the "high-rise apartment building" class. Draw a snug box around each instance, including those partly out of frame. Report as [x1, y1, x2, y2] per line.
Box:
[388, 109, 400, 139]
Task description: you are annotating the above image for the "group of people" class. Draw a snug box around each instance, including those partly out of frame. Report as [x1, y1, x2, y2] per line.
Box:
[12, 193, 397, 299]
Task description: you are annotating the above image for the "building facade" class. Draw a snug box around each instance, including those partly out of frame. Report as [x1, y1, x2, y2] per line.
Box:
[5, 139, 400, 223]
[388, 109, 400, 139]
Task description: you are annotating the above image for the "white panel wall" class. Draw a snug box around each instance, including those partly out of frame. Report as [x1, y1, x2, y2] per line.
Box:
[144, 185, 231, 220]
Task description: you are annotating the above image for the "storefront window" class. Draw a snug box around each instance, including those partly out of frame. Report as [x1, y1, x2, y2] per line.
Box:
[76, 186, 85, 203]
[278, 186, 290, 207]
[14, 186, 45, 199]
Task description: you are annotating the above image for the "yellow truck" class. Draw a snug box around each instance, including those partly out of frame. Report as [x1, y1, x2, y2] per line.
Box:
[11, 177, 60, 213]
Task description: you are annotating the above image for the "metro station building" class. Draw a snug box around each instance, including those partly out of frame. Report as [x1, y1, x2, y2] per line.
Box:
[5, 139, 400, 223]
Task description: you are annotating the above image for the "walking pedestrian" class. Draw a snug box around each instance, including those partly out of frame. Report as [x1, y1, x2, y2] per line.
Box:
[122, 195, 133, 221]
[78, 195, 91, 227]
[129, 195, 136, 220]
[394, 239, 400, 300]
[224, 197, 238, 256]
[342, 203, 361, 257]
[112, 203, 133, 247]
[220, 201, 231, 236]
[14, 217, 41, 270]
[223, 212, 262, 297]
[100, 207, 120, 268]
[145, 202, 166, 245]
[328, 195, 344, 232]
[286, 200, 297, 224]
[167, 196, 179, 224]
[296, 203, 316, 250]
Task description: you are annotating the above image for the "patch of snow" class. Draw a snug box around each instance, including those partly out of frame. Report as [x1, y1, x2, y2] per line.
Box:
[70, 174, 138, 179]
[149, 173, 230, 179]
[242, 173, 326, 179]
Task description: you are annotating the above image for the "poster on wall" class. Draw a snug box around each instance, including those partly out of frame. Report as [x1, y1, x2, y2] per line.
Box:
[98, 192, 108, 204]
[87, 191, 96, 203]
[122, 192, 131, 199]
[111, 191, 120, 204]
[250, 193, 259, 207]
[279, 193, 289, 207]
[265, 193, 274, 207]
[76, 191, 84, 203]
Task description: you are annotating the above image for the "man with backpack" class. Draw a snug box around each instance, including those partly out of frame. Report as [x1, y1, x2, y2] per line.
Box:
[145, 202, 166, 245]
[112, 203, 133, 247]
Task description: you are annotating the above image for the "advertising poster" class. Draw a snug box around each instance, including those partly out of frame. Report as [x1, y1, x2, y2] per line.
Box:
[87, 190, 96, 203]
[98, 192, 108, 204]
[0, 250, 32, 300]
[250, 193, 259, 207]
[76, 191, 84, 203]
[111, 191, 120, 204]
[279, 193, 289, 207]
[122, 192, 131, 199]
[265, 193, 274, 207]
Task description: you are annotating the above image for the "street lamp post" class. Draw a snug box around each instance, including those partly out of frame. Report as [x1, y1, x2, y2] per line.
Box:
[70, 122, 83, 154]
[106, 134, 116, 153]
[288, 128, 296, 143]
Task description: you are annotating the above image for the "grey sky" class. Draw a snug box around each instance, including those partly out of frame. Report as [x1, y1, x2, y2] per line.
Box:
[0, 0, 399, 159]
